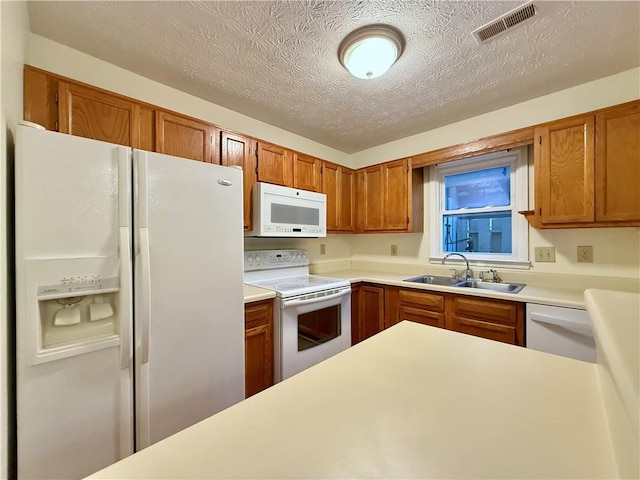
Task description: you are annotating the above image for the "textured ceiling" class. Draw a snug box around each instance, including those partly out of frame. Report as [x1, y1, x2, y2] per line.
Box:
[27, 1, 640, 153]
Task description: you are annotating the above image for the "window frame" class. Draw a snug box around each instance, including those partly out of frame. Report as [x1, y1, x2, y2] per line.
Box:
[428, 147, 529, 268]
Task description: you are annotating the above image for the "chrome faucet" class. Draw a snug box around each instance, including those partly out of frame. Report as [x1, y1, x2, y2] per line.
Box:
[442, 253, 473, 279]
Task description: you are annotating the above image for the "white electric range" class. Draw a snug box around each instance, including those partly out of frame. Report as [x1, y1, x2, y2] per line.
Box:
[244, 249, 351, 382]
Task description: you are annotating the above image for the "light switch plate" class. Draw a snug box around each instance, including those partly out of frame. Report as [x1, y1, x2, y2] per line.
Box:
[390, 244, 398, 256]
[320, 244, 326, 255]
[534, 246, 556, 262]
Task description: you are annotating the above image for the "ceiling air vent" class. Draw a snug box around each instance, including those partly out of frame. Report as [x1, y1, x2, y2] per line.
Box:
[473, 2, 537, 44]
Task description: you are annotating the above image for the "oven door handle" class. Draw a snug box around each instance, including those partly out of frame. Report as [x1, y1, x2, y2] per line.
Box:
[282, 287, 351, 308]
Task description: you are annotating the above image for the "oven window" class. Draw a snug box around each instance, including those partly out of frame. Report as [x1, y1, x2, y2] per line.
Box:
[298, 305, 341, 351]
[272, 203, 319, 226]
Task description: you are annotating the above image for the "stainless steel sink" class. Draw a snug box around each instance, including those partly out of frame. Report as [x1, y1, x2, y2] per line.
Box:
[455, 279, 526, 294]
[403, 275, 463, 286]
[403, 275, 525, 294]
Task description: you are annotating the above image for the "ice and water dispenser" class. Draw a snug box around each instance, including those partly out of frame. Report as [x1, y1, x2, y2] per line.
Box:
[24, 256, 123, 365]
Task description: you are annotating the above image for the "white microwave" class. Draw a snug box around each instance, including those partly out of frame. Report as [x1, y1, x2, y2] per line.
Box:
[246, 182, 326, 237]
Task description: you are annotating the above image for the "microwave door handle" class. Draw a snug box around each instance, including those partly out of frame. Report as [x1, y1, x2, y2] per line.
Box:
[283, 288, 351, 308]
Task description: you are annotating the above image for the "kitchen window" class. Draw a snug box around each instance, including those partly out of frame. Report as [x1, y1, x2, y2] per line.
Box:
[429, 147, 529, 267]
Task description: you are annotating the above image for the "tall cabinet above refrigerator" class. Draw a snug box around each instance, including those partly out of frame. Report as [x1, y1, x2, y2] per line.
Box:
[15, 125, 245, 479]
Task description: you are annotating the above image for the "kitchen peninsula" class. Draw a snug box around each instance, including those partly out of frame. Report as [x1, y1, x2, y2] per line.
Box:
[89, 289, 638, 479]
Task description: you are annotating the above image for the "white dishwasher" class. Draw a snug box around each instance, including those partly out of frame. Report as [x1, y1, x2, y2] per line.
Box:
[526, 303, 596, 363]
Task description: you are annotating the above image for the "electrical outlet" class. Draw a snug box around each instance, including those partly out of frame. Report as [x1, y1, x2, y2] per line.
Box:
[534, 246, 556, 262]
[577, 245, 593, 263]
[320, 244, 326, 255]
[390, 244, 398, 256]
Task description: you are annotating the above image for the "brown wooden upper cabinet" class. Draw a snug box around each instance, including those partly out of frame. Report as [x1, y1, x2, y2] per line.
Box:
[257, 142, 294, 187]
[530, 101, 640, 228]
[357, 164, 384, 231]
[155, 111, 217, 163]
[535, 114, 595, 225]
[356, 158, 423, 232]
[293, 152, 322, 192]
[58, 81, 141, 147]
[322, 161, 355, 232]
[595, 102, 640, 222]
[221, 131, 257, 230]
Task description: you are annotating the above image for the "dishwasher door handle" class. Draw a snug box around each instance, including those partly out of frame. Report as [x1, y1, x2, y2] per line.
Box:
[529, 311, 592, 336]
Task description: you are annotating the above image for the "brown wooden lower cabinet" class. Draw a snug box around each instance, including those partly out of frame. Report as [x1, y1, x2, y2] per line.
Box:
[244, 299, 274, 398]
[350, 283, 384, 345]
[446, 295, 524, 346]
[398, 289, 446, 329]
[352, 285, 524, 347]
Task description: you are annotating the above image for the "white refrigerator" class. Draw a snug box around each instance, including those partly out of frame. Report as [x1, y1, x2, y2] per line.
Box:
[15, 125, 245, 479]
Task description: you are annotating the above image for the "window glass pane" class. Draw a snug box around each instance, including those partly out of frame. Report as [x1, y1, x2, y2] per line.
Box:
[443, 212, 512, 254]
[445, 166, 511, 210]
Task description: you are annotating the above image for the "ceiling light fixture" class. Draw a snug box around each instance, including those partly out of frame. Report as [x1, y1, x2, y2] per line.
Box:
[338, 24, 405, 80]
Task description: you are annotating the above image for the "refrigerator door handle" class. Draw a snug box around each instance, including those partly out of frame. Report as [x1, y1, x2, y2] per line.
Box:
[119, 227, 132, 370]
[139, 227, 151, 364]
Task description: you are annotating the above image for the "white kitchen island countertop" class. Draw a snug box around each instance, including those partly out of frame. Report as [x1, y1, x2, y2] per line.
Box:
[89, 315, 623, 478]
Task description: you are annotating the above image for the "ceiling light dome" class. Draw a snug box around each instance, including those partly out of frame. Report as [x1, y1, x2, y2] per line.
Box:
[338, 24, 405, 80]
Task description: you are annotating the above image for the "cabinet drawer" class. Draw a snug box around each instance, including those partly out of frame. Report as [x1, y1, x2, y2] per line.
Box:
[245, 300, 273, 330]
[399, 289, 445, 312]
[449, 316, 516, 345]
[399, 305, 445, 328]
[450, 296, 518, 324]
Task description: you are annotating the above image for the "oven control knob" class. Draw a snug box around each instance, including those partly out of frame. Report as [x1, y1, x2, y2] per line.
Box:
[247, 256, 253, 263]
[302, 253, 307, 259]
[255, 255, 261, 262]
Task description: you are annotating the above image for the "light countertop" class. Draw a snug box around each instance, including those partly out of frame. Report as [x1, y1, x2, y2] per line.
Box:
[243, 284, 275, 303]
[313, 268, 588, 308]
[243, 269, 587, 307]
[89, 288, 640, 479]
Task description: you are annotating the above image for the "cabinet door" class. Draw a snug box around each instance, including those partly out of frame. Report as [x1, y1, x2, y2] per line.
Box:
[23, 66, 58, 131]
[339, 167, 355, 231]
[536, 116, 595, 224]
[58, 81, 140, 147]
[156, 111, 216, 163]
[383, 159, 409, 230]
[350, 284, 361, 346]
[221, 131, 257, 230]
[257, 142, 293, 186]
[351, 283, 388, 345]
[360, 285, 384, 342]
[244, 300, 274, 398]
[595, 102, 640, 222]
[322, 162, 341, 231]
[293, 153, 322, 192]
[359, 165, 384, 231]
[445, 296, 523, 346]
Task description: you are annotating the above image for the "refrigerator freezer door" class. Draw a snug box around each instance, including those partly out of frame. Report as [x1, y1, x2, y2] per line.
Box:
[133, 151, 245, 449]
[15, 126, 133, 479]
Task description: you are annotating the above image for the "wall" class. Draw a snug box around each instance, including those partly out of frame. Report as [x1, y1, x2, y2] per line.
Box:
[1, 2, 29, 478]
[26, 34, 349, 167]
[351, 68, 640, 168]
[244, 235, 352, 270]
[351, 69, 640, 282]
